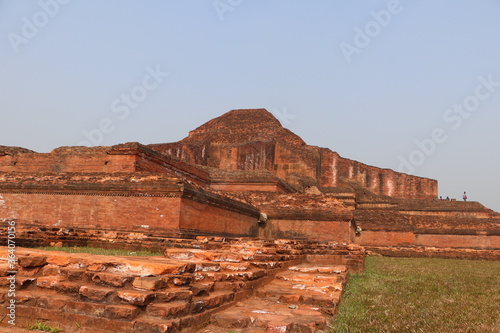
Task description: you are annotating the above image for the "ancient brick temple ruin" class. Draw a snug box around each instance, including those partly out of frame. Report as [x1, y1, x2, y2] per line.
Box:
[0, 109, 499, 332]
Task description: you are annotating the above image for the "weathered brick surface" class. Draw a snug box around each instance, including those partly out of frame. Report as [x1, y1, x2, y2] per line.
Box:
[0, 240, 364, 332]
[93, 272, 133, 287]
[366, 246, 500, 260]
[118, 290, 156, 306]
[18, 255, 47, 268]
[0, 190, 182, 234]
[354, 199, 500, 250]
[179, 197, 259, 237]
[0, 175, 261, 238]
[149, 109, 438, 199]
[1, 109, 496, 252]
[79, 285, 115, 301]
[0, 108, 499, 333]
[210, 263, 346, 332]
[0, 143, 210, 186]
[133, 276, 168, 291]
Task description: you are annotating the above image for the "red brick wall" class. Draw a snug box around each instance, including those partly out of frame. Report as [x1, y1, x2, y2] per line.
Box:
[210, 183, 286, 193]
[402, 210, 491, 219]
[218, 146, 239, 170]
[356, 231, 415, 246]
[0, 192, 181, 234]
[0, 154, 137, 173]
[132, 152, 209, 186]
[319, 149, 438, 199]
[0, 192, 262, 238]
[260, 219, 354, 242]
[274, 143, 319, 181]
[356, 231, 500, 249]
[151, 140, 438, 200]
[415, 234, 500, 249]
[236, 142, 275, 171]
[0, 144, 210, 186]
[179, 198, 258, 236]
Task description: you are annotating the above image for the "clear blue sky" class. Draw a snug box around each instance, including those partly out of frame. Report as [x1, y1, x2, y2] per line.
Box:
[1, 1, 499, 212]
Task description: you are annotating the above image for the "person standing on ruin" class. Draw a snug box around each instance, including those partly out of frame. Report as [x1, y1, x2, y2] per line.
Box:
[463, 191, 467, 201]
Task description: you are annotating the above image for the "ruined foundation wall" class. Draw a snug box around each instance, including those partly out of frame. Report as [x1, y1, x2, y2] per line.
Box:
[355, 204, 500, 250]
[260, 219, 354, 243]
[0, 190, 260, 239]
[365, 246, 500, 260]
[114, 144, 210, 186]
[415, 234, 500, 249]
[179, 198, 259, 237]
[0, 192, 182, 234]
[357, 230, 499, 250]
[0, 153, 138, 173]
[210, 183, 288, 193]
[319, 149, 438, 199]
[356, 231, 415, 247]
[0, 143, 210, 187]
[150, 143, 438, 200]
[0, 173, 260, 238]
[273, 142, 320, 181]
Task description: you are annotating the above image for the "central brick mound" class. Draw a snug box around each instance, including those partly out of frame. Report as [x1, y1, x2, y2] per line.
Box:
[0, 238, 364, 333]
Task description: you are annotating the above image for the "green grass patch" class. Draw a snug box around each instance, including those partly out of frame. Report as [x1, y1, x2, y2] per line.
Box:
[27, 321, 63, 332]
[331, 256, 500, 333]
[36, 246, 162, 257]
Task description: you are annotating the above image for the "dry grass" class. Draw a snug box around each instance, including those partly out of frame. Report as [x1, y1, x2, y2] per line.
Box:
[36, 246, 161, 257]
[331, 256, 500, 333]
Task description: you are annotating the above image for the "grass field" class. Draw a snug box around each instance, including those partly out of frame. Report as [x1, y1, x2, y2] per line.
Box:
[331, 256, 500, 333]
[36, 246, 162, 256]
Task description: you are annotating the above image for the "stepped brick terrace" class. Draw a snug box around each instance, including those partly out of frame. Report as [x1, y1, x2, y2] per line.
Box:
[1, 108, 499, 332]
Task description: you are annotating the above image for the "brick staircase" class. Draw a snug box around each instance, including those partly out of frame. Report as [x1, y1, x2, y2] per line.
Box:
[0, 239, 364, 333]
[207, 264, 348, 333]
